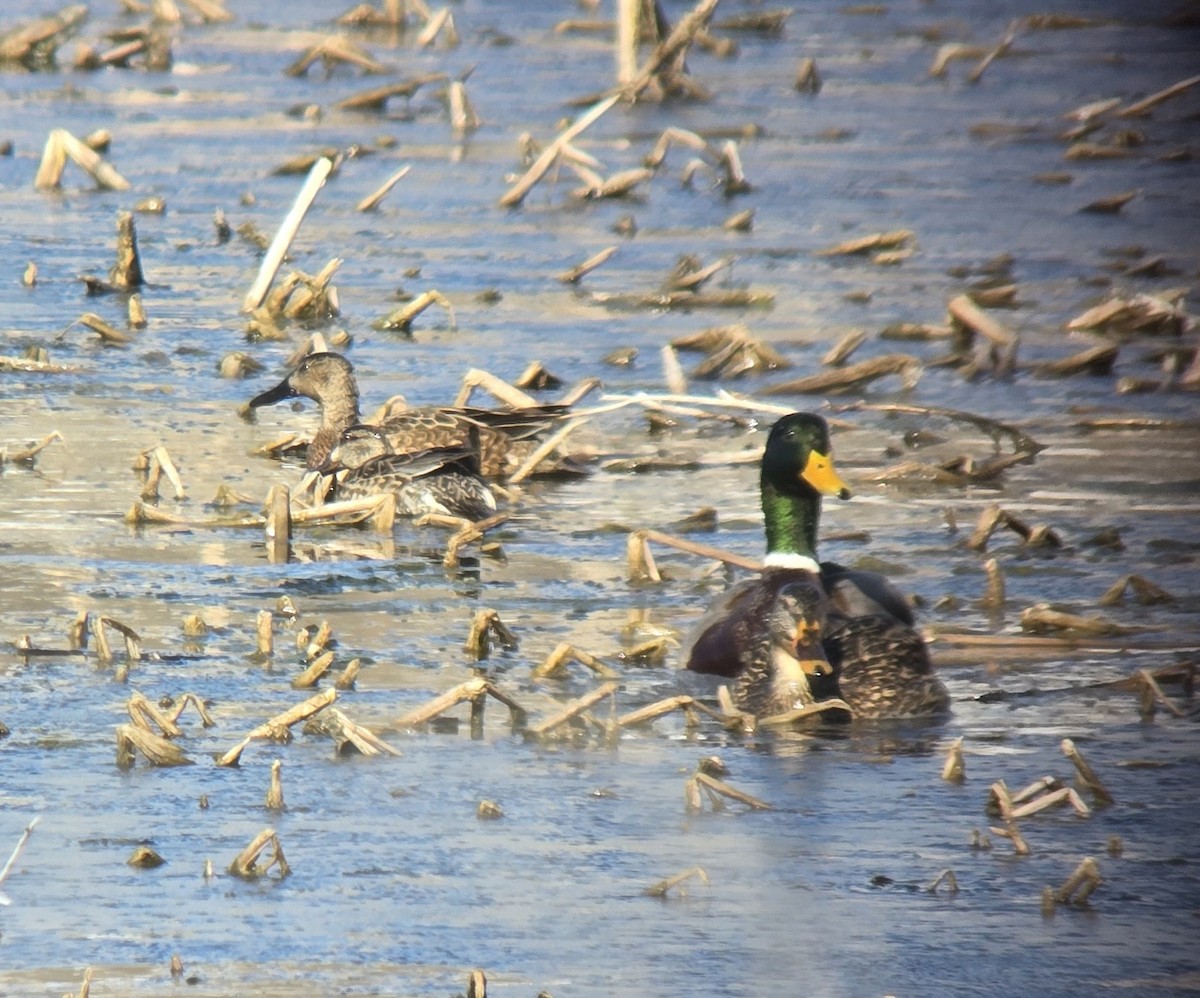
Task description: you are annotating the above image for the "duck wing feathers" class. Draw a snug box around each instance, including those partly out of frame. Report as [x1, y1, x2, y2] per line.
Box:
[819, 561, 949, 719]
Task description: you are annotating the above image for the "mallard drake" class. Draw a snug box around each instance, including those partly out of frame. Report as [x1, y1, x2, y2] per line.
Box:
[248, 352, 501, 519]
[685, 411, 950, 721]
[248, 352, 565, 477]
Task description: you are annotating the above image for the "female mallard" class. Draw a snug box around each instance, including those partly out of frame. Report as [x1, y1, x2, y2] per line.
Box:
[248, 352, 563, 477]
[248, 352, 503, 519]
[685, 412, 950, 721]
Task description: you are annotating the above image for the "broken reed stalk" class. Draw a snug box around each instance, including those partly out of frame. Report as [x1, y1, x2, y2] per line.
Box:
[763, 353, 921, 396]
[948, 293, 1018, 374]
[442, 512, 507, 568]
[527, 681, 621, 739]
[1008, 787, 1090, 819]
[966, 18, 1019, 84]
[255, 610, 273, 659]
[335, 658, 360, 689]
[140, 444, 186, 501]
[533, 642, 619, 680]
[926, 869, 959, 895]
[0, 816, 40, 902]
[356, 164, 410, 212]
[616, 0, 639, 85]
[559, 245, 619, 284]
[452, 368, 542, 409]
[693, 771, 771, 810]
[988, 780, 1031, 856]
[165, 690, 214, 729]
[1098, 574, 1173, 607]
[816, 229, 912, 257]
[395, 677, 528, 731]
[242, 157, 334, 312]
[291, 494, 397, 532]
[292, 650, 334, 689]
[266, 484, 291, 562]
[111, 211, 144, 289]
[447, 80, 479, 133]
[941, 736, 965, 783]
[265, 759, 284, 810]
[756, 698, 853, 727]
[644, 866, 709, 897]
[34, 128, 130, 191]
[116, 722, 193, 768]
[2, 431, 63, 466]
[229, 827, 290, 879]
[1054, 857, 1102, 905]
[217, 688, 337, 767]
[377, 289, 455, 332]
[1009, 776, 1059, 806]
[661, 344, 688, 395]
[507, 419, 585, 484]
[1116, 72, 1200, 118]
[309, 707, 401, 756]
[620, 0, 719, 101]
[499, 94, 619, 207]
[1134, 668, 1187, 718]
[617, 695, 730, 729]
[832, 400, 1043, 455]
[78, 312, 128, 346]
[1061, 738, 1114, 803]
[463, 608, 518, 660]
[822, 330, 866, 367]
[630, 527, 763, 578]
[981, 557, 1005, 610]
[127, 690, 182, 738]
[0, 5, 88, 63]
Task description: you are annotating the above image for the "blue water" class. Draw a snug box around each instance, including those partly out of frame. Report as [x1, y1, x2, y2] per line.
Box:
[1, 0, 1199, 994]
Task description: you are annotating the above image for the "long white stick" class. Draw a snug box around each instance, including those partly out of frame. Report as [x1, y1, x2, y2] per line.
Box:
[242, 157, 334, 313]
[0, 816, 40, 906]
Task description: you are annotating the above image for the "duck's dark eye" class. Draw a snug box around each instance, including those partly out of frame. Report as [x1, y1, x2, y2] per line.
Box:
[784, 428, 795, 439]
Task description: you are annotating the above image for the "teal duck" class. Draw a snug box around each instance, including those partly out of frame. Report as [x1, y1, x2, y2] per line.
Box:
[249, 353, 503, 519]
[248, 352, 565, 477]
[685, 412, 950, 721]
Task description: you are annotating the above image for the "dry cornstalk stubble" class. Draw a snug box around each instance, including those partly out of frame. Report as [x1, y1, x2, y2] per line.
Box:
[304, 707, 401, 757]
[229, 827, 290, 880]
[0, 5, 88, 69]
[464, 608, 519, 660]
[217, 689, 338, 767]
[395, 676, 528, 734]
[34, 128, 129, 191]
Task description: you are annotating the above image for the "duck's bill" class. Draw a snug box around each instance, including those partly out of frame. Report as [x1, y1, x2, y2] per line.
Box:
[800, 449, 852, 500]
[248, 378, 298, 409]
[795, 656, 832, 677]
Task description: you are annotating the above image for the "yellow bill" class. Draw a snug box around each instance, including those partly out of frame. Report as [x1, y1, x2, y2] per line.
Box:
[801, 449, 852, 500]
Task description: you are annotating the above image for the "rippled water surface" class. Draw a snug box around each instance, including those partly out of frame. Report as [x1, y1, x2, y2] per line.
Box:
[2, 1, 1199, 995]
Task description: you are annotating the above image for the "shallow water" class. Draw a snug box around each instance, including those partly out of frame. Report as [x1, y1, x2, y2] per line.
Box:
[1, 1, 1199, 995]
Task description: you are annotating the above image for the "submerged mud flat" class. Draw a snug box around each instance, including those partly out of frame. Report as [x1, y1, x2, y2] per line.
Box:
[1, 0, 1199, 995]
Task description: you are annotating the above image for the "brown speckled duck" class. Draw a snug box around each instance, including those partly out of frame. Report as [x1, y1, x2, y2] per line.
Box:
[248, 352, 564, 478]
[685, 412, 950, 721]
[249, 352, 517, 519]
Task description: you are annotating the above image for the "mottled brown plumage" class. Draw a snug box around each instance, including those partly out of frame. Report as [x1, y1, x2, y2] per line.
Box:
[687, 568, 840, 717]
[249, 352, 509, 519]
[248, 352, 565, 477]
[328, 443, 496, 520]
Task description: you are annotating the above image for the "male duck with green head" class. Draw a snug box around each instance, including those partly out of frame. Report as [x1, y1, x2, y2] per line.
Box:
[685, 412, 950, 721]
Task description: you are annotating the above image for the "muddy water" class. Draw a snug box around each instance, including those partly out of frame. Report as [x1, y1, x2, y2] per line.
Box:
[2, 0, 1199, 995]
